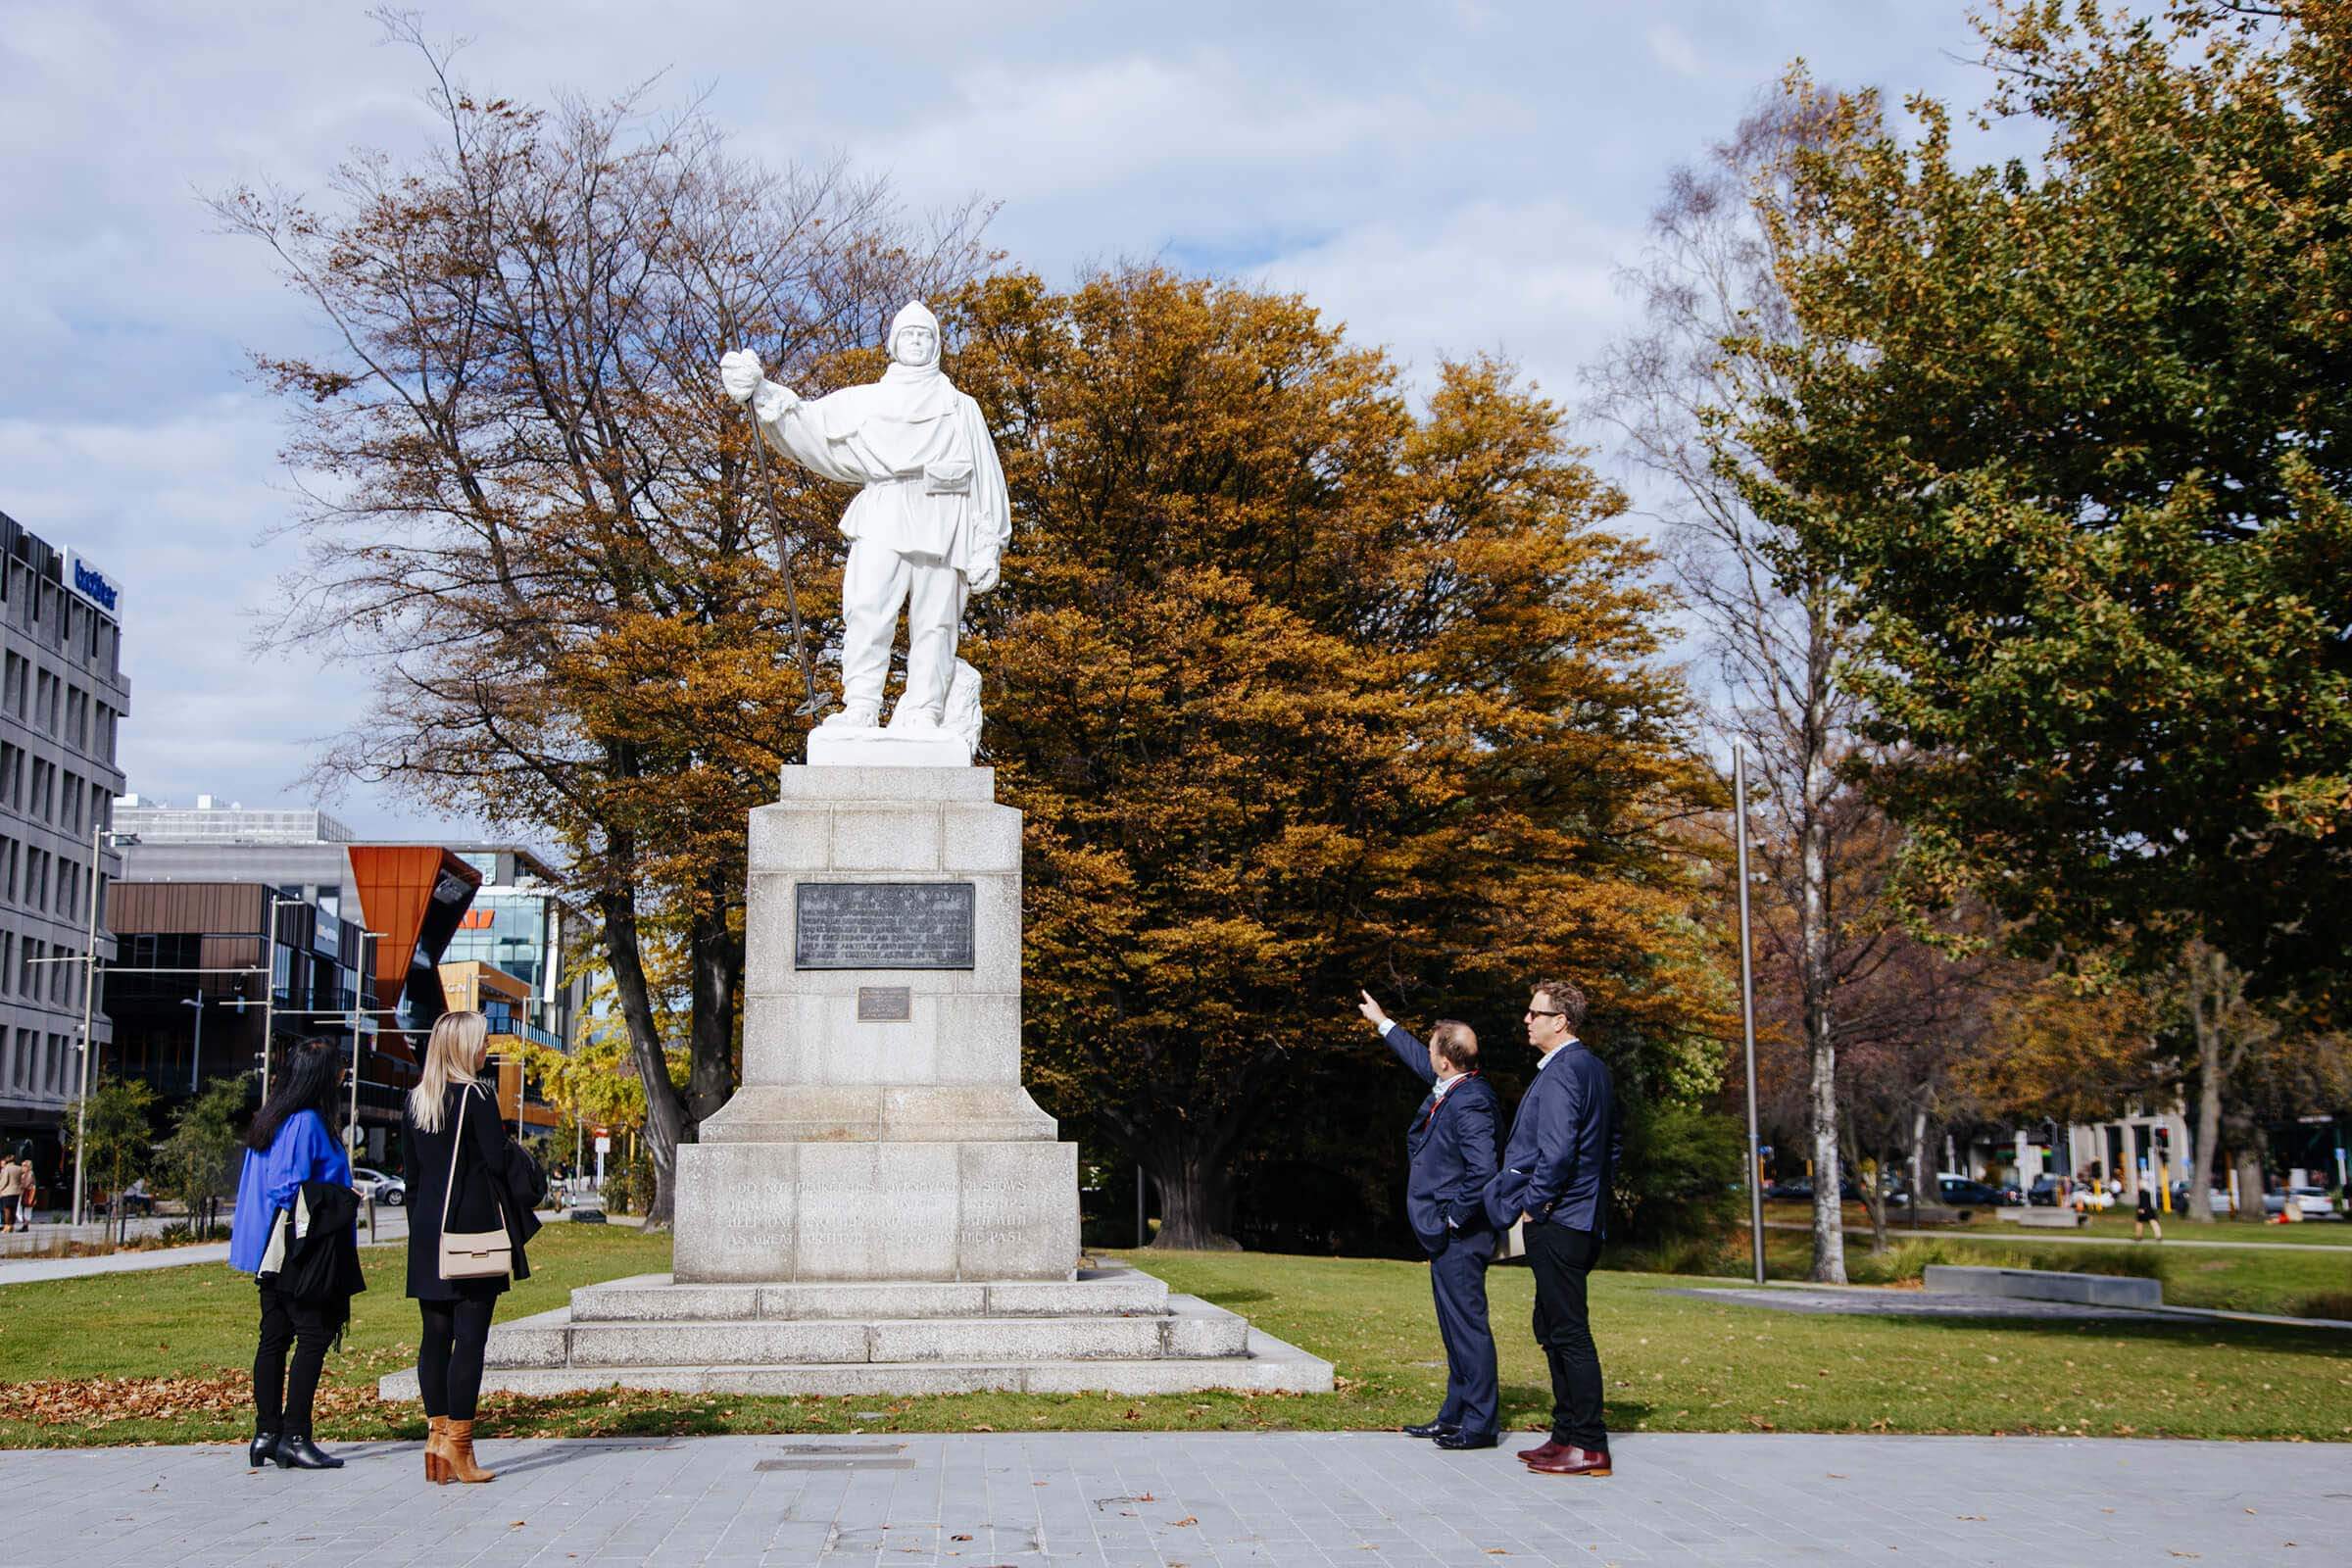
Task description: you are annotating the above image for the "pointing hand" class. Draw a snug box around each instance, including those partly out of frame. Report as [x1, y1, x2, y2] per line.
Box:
[1356, 989, 1390, 1030]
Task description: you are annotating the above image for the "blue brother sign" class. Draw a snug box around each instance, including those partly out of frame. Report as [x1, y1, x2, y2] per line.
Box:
[67, 551, 122, 616]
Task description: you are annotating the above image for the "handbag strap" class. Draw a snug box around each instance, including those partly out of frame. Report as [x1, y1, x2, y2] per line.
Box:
[438, 1080, 476, 1237]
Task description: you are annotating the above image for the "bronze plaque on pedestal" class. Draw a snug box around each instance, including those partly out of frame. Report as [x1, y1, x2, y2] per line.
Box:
[795, 882, 976, 970]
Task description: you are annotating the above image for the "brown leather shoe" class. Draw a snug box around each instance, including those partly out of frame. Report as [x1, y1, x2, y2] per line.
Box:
[424, 1415, 453, 1484]
[1518, 1440, 1567, 1465]
[1525, 1445, 1612, 1477]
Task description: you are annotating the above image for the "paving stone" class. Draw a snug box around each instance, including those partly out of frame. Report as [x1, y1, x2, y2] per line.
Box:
[9, 1431, 2341, 1566]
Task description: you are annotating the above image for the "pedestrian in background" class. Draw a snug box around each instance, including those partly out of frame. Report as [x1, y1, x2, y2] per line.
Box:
[0, 1150, 22, 1233]
[2134, 1183, 2163, 1243]
[228, 1038, 359, 1471]
[405, 1009, 542, 1485]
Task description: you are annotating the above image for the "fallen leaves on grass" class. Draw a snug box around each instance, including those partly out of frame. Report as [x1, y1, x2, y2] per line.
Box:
[0, 1375, 376, 1430]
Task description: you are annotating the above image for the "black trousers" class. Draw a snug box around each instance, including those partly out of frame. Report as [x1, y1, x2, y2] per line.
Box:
[1427, 1231, 1498, 1435]
[417, 1298, 497, 1422]
[1525, 1221, 1606, 1448]
[253, 1284, 336, 1436]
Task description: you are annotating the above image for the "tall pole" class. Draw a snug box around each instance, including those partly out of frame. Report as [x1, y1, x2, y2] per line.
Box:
[259, 895, 293, 1103]
[69, 818, 106, 1228]
[350, 932, 379, 1161]
[180, 997, 204, 1094]
[1735, 746, 1767, 1286]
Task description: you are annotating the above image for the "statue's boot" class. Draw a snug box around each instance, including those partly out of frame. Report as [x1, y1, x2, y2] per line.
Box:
[819, 701, 882, 730]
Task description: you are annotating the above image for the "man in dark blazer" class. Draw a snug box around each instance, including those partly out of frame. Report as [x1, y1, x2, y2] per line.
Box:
[1483, 977, 1619, 1477]
[1357, 989, 1501, 1449]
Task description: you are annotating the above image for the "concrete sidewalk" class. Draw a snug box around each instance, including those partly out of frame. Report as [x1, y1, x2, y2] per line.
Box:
[4, 1430, 2339, 1566]
[1763, 1217, 2350, 1252]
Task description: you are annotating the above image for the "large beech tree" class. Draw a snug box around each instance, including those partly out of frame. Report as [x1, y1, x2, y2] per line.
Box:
[950, 269, 1725, 1249]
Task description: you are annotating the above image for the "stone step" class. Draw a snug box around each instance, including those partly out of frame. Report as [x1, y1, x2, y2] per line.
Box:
[537, 1308, 1245, 1369]
[478, 1291, 1252, 1371]
[568, 1269, 1168, 1323]
[381, 1323, 1335, 1400]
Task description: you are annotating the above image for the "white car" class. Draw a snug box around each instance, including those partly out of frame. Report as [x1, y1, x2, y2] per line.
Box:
[352, 1166, 408, 1206]
[2263, 1186, 2339, 1220]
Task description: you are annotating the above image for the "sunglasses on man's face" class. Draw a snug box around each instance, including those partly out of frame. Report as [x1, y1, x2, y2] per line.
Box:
[1524, 1008, 1565, 1019]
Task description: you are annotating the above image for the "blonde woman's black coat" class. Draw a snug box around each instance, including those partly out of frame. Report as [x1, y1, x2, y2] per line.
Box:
[401, 1081, 541, 1302]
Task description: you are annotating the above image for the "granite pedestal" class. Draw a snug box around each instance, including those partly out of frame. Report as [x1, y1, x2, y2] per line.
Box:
[397, 765, 1328, 1400]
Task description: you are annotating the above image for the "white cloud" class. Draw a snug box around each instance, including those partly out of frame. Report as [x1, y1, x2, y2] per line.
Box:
[1647, 23, 1707, 78]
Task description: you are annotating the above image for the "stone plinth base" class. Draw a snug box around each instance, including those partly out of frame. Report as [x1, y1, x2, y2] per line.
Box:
[377, 1266, 1335, 1400]
[673, 1137, 1078, 1283]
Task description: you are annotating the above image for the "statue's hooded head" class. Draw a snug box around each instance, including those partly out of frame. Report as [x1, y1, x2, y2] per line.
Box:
[887, 300, 942, 376]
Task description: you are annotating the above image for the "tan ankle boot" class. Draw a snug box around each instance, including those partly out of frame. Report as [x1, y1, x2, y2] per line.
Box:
[424, 1415, 453, 1484]
[444, 1418, 496, 1484]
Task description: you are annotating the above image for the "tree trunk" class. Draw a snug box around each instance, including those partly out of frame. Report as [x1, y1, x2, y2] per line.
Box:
[2226, 1113, 2267, 1225]
[1909, 1105, 1933, 1214]
[597, 884, 690, 1227]
[2185, 946, 2222, 1223]
[1798, 612, 1846, 1285]
[1860, 1142, 1889, 1254]
[685, 873, 740, 1126]
[1145, 1126, 1243, 1251]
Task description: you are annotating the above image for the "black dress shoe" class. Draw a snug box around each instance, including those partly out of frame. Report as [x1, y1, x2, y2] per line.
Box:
[1401, 1419, 1460, 1440]
[1434, 1429, 1499, 1450]
[247, 1431, 280, 1469]
[270, 1432, 345, 1470]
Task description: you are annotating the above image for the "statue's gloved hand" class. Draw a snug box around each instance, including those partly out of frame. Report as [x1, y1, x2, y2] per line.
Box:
[719, 349, 765, 405]
[966, 557, 1001, 594]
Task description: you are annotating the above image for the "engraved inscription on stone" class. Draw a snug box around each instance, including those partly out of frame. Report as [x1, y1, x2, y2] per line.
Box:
[858, 985, 913, 1021]
[796, 882, 976, 970]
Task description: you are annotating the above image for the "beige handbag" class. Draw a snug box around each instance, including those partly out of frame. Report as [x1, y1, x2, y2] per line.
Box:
[436, 1083, 512, 1281]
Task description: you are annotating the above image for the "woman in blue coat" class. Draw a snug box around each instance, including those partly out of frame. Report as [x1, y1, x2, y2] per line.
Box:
[229, 1037, 354, 1470]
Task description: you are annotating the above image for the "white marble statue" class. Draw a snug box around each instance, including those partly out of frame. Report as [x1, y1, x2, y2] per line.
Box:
[720, 302, 1009, 762]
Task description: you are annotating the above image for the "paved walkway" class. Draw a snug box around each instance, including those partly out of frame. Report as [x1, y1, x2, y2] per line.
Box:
[1764, 1218, 2349, 1252]
[3, 1431, 2338, 1566]
[0, 1211, 412, 1286]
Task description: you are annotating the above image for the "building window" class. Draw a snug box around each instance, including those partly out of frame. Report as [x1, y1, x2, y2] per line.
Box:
[18, 938, 37, 997]
[0, 931, 12, 997]
[28, 760, 53, 824]
[1, 835, 15, 902]
[0, 653, 19, 717]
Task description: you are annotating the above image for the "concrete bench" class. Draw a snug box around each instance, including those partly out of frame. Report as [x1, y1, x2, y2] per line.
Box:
[1922, 1264, 2162, 1308]
[2006, 1208, 2088, 1228]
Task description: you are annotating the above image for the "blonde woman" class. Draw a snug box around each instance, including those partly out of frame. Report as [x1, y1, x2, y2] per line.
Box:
[403, 1010, 537, 1484]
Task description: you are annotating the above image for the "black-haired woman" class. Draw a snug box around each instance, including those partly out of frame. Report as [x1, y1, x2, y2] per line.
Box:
[228, 1038, 358, 1470]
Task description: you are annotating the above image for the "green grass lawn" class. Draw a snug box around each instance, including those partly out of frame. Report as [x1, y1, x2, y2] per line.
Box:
[2, 1228, 2345, 1447]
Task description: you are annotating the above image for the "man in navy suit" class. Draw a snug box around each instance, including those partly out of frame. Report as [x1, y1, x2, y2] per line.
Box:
[1484, 977, 1619, 1477]
[1357, 989, 1501, 1449]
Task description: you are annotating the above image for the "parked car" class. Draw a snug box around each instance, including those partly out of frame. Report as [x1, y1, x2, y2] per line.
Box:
[1937, 1176, 2006, 1208]
[2169, 1182, 2236, 1214]
[2262, 1186, 2339, 1220]
[352, 1166, 408, 1206]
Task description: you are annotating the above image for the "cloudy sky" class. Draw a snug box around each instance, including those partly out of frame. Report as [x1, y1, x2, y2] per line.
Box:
[3, 1, 2014, 839]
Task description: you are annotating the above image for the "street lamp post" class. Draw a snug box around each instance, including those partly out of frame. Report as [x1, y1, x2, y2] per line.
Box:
[68, 823, 136, 1228]
[258, 894, 298, 1103]
[177, 995, 204, 1095]
[349, 931, 383, 1161]
[1735, 747, 1767, 1287]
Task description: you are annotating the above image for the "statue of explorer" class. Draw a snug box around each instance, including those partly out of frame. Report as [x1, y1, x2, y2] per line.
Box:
[720, 301, 1009, 749]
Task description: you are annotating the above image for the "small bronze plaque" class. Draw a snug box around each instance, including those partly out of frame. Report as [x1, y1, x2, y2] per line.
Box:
[857, 986, 912, 1021]
[795, 881, 976, 970]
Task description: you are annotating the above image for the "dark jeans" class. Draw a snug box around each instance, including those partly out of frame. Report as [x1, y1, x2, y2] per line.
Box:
[1525, 1221, 1606, 1448]
[254, 1284, 336, 1436]
[417, 1298, 497, 1422]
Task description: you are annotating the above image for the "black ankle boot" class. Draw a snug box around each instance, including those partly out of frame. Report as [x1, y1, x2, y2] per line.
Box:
[247, 1429, 280, 1468]
[271, 1429, 345, 1470]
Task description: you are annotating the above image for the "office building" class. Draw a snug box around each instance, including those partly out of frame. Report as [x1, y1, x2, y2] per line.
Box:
[0, 511, 129, 1168]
